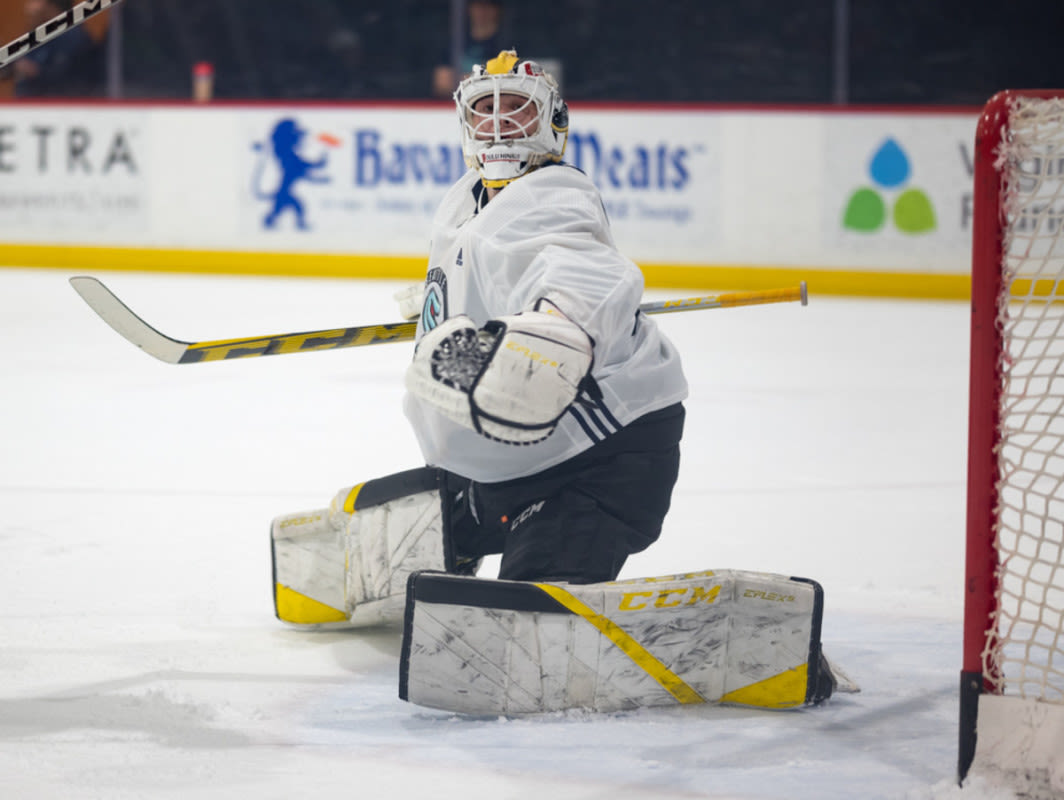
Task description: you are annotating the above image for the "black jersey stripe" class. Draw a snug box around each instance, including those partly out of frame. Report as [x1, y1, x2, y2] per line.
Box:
[567, 405, 603, 443]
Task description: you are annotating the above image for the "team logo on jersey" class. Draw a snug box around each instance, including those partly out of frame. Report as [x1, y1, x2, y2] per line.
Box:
[421, 267, 447, 331]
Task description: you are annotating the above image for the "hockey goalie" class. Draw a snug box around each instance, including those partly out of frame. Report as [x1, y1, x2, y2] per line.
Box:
[271, 50, 843, 714]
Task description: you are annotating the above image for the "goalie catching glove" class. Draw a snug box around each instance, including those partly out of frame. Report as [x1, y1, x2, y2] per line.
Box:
[405, 308, 593, 445]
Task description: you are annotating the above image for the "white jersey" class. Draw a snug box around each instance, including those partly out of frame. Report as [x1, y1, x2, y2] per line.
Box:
[404, 164, 688, 482]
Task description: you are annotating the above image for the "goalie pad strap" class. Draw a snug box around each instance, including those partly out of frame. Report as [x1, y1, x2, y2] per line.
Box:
[346, 466, 440, 512]
[410, 570, 569, 612]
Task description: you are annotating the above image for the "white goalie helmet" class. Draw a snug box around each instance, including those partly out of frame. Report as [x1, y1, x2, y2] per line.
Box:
[455, 50, 569, 188]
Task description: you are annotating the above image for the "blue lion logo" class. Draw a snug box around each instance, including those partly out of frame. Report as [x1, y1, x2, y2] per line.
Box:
[251, 118, 333, 230]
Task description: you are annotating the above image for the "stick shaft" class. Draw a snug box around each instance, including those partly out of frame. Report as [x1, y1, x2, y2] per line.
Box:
[0, 0, 124, 69]
[645, 282, 808, 313]
[70, 277, 808, 365]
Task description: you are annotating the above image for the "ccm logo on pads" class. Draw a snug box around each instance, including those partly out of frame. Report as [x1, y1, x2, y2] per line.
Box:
[617, 584, 722, 611]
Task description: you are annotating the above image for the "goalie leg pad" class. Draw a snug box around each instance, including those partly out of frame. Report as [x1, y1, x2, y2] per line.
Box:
[271, 508, 348, 627]
[271, 467, 451, 628]
[399, 569, 838, 714]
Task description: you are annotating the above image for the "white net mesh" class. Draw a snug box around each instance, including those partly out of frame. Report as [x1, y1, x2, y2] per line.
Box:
[984, 95, 1064, 702]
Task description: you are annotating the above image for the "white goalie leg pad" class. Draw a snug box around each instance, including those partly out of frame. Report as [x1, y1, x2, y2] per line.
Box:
[341, 469, 449, 627]
[400, 569, 842, 714]
[405, 310, 593, 445]
[271, 467, 449, 629]
[272, 508, 349, 628]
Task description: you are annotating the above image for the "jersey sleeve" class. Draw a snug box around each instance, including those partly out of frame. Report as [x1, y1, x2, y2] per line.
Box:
[468, 167, 646, 369]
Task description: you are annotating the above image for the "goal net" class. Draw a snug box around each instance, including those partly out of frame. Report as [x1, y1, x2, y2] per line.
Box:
[960, 90, 1064, 797]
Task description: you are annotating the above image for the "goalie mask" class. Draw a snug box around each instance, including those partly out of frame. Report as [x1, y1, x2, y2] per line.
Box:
[455, 50, 569, 188]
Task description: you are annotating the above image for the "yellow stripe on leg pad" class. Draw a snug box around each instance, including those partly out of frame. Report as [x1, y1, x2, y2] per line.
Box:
[275, 583, 347, 624]
[342, 483, 365, 513]
[721, 663, 809, 709]
[534, 582, 705, 705]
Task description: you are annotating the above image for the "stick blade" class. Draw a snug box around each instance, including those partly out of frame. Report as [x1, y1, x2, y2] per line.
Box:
[69, 276, 189, 364]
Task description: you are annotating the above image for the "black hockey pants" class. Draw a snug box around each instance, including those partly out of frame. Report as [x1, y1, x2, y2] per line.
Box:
[443, 403, 685, 584]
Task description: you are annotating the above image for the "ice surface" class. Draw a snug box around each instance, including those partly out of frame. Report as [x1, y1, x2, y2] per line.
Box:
[0, 268, 1017, 798]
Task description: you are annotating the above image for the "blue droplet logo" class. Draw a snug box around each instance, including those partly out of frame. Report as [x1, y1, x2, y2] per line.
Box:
[869, 138, 910, 189]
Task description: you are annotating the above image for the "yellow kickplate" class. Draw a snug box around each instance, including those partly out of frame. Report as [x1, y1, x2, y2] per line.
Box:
[720, 663, 808, 709]
[275, 583, 347, 624]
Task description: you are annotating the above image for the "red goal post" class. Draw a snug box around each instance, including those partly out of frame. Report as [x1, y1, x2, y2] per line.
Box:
[960, 89, 1064, 795]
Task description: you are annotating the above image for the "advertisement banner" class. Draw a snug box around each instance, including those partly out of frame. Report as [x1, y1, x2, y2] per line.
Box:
[0, 102, 981, 294]
[0, 108, 149, 240]
[228, 107, 721, 261]
[237, 109, 461, 252]
[824, 114, 977, 271]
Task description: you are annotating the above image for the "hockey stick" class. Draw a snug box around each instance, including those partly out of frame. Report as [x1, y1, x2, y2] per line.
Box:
[0, 0, 124, 69]
[69, 276, 808, 365]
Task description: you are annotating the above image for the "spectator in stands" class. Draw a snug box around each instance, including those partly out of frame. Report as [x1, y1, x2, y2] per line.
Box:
[432, 0, 506, 99]
[10, 0, 107, 97]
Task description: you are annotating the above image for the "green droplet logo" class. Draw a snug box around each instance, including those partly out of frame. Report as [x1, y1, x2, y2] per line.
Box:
[893, 188, 936, 233]
[843, 187, 887, 232]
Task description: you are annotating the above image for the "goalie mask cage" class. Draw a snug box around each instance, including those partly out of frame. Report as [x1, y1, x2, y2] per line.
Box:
[960, 90, 1064, 796]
